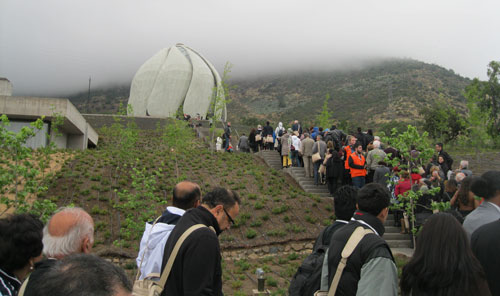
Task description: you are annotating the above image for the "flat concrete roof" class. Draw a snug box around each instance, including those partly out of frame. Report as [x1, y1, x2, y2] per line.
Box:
[0, 96, 98, 147]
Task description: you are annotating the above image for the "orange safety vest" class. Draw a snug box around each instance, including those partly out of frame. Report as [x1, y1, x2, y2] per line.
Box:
[349, 153, 366, 178]
[344, 146, 355, 169]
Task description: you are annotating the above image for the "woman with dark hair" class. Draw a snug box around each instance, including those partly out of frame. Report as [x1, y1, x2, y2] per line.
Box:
[443, 179, 458, 202]
[451, 176, 480, 217]
[401, 213, 491, 296]
[0, 213, 44, 295]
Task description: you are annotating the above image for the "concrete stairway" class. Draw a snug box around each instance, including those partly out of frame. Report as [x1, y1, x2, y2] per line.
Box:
[383, 217, 413, 249]
[259, 150, 284, 171]
[288, 166, 331, 198]
[199, 132, 414, 254]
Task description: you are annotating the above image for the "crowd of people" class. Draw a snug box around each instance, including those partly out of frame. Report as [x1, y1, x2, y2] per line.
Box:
[0, 183, 241, 296]
[291, 175, 500, 296]
[237, 119, 489, 230]
[2, 118, 500, 296]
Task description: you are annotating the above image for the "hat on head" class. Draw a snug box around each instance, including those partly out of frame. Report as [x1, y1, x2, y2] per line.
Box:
[293, 131, 299, 136]
[288, 128, 293, 133]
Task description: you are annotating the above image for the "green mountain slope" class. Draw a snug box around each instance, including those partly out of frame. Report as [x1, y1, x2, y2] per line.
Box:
[228, 58, 470, 128]
[67, 59, 470, 129]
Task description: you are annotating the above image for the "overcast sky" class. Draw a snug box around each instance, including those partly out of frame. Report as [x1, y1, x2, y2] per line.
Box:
[1, 0, 498, 96]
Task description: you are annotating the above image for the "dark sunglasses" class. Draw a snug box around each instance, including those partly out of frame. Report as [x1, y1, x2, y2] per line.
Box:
[223, 207, 235, 225]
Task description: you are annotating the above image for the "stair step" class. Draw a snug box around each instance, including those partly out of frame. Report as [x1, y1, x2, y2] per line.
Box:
[302, 185, 329, 191]
[384, 226, 403, 233]
[305, 188, 331, 194]
[387, 240, 413, 248]
[383, 233, 411, 240]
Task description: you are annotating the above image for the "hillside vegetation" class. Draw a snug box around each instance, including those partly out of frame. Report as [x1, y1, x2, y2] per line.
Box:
[42, 121, 332, 255]
[67, 59, 470, 129]
[229, 59, 470, 127]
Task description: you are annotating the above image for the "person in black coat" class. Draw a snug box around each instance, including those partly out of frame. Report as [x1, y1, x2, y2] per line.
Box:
[324, 148, 344, 196]
[160, 188, 241, 296]
[436, 143, 453, 171]
[471, 219, 500, 296]
[262, 121, 274, 150]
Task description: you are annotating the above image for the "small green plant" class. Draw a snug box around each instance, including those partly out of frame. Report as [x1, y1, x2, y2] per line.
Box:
[246, 229, 257, 239]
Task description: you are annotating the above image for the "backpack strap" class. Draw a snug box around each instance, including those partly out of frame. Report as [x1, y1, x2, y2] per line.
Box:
[327, 226, 373, 296]
[156, 224, 215, 290]
[18, 274, 30, 296]
[319, 248, 330, 291]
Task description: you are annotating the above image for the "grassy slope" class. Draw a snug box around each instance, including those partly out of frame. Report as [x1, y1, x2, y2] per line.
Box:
[43, 126, 333, 256]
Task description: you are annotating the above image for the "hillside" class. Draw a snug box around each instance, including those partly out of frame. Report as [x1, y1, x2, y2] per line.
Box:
[228, 59, 470, 128]
[42, 122, 332, 254]
[67, 58, 471, 129]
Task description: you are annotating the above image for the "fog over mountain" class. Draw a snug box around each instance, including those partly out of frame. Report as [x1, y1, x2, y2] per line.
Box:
[0, 0, 498, 96]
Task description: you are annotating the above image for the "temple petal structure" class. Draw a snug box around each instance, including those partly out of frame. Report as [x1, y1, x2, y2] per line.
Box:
[128, 44, 226, 120]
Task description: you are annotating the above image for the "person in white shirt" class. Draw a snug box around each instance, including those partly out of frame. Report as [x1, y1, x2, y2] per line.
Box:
[136, 181, 201, 280]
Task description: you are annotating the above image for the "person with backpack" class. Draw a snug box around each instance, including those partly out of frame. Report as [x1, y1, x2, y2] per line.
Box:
[289, 186, 358, 296]
[326, 183, 398, 296]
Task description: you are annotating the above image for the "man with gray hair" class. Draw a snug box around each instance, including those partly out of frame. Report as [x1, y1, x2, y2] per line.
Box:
[366, 140, 386, 184]
[23, 207, 94, 296]
[459, 160, 472, 177]
[42, 207, 94, 258]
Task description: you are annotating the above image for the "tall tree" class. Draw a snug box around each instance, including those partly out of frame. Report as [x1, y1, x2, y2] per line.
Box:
[464, 61, 500, 138]
[419, 98, 466, 143]
[317, 93, 333, 128]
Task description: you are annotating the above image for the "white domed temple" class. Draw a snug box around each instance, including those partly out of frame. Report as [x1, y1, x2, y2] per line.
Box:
[128, 44, 226, 120]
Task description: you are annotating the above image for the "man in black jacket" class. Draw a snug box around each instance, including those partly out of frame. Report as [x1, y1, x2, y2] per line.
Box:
[262, 121, 274, 150]
[160, 187, 240, 296]
[327, 183, 398, 296]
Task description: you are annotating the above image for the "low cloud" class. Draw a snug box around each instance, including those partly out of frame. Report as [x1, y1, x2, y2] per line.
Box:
[0, 0, 498, 96]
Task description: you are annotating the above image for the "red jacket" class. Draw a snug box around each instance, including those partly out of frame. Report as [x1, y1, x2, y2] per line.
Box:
[395, 179, 412, 197]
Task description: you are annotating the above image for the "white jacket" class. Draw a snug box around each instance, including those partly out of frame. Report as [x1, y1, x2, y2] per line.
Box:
[136, 206, 185, 279]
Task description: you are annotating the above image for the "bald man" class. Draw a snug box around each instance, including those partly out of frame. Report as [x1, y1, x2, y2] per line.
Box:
[42, 207, 94, 258]
[23, 207, 94, 296]
[136, 181, 201, 280]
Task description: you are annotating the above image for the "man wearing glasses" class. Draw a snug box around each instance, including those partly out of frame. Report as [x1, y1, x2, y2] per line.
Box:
[160, 187, 240, 296]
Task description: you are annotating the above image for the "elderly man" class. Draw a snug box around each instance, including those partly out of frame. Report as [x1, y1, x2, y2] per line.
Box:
[160, 187, 240, 296]
[136, 181, 201, 280]
[300, 133, 315, 178]
[366, 140, 386, 184]
[24, 207, 94, 295]
[42, 207, 94, 258]
[292, 120, 303, 135]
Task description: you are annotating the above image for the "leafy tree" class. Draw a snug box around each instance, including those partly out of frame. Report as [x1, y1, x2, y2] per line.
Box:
[381, 125, 439, 245]
[0, 115, 57, 221]
[316, 93, 333, 128]
[419, 100, 466, 143]
[210, 62, 233, 151]
[464, 61, 500, 138]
